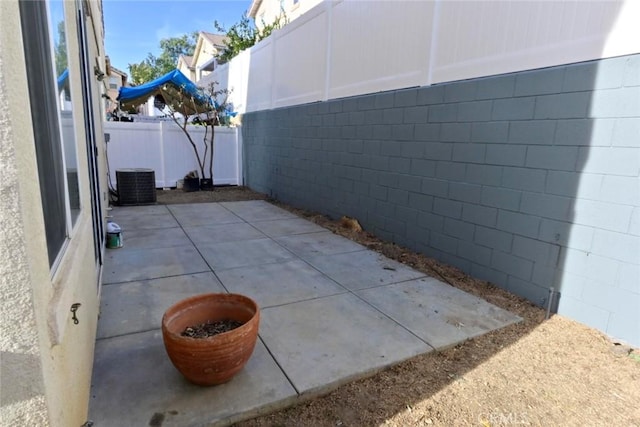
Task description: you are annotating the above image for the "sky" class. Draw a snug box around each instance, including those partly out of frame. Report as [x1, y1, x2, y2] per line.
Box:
[103, 0, 251, 74]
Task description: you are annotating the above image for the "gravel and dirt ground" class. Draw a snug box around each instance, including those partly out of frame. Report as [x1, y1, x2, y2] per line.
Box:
[158, 187, 640, 427]
[156, 186, 267, 204]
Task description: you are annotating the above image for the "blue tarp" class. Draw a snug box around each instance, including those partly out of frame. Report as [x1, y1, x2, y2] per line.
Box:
[117, 69, 210, 112]
[57, 69, 69, 90]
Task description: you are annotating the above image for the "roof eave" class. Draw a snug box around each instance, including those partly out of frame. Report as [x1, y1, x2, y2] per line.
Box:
[191, 35, 204, 66]
[247, 0, 262, 18]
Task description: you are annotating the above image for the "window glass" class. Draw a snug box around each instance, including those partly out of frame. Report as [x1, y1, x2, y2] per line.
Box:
[50, 0, 81, 224]
[20, 0, 81, 267]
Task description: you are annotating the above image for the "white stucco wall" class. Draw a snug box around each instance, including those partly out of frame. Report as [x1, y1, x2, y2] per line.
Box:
[0, 1, 106, 425]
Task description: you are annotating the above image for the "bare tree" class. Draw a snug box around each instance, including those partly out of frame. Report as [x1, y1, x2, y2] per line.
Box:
[162, 82, 232, 187]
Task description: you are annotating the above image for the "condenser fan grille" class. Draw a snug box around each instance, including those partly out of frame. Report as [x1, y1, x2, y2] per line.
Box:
[116, 168, 157, 206]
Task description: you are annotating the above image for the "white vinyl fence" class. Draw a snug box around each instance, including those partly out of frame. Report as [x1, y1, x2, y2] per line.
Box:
[201, 0, 638, 114]
[104, 121, 242, 188]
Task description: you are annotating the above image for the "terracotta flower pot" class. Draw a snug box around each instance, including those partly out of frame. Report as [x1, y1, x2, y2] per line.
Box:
[161, 293, 260, 386]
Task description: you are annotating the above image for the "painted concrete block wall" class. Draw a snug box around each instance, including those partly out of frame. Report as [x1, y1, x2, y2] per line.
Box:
[242, 54, 640, 346]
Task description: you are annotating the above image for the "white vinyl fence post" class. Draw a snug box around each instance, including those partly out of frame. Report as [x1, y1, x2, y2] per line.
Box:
[426, 0, 441, 87]
[236, 126, 243, 186]
[270, 32, 278, 110]
[323, 0, 333, 101]
[158, 121, 166, 188]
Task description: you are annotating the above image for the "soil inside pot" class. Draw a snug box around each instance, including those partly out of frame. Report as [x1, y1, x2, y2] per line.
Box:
[181, 319, 244, 338]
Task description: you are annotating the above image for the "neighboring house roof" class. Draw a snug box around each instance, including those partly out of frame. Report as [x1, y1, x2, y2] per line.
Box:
[200, 32, 228, 49]
[178, 54, 195, 70]
[106, 62, 128, 89]
[109, 65, 128, 78]
[191, 32, 228, 73]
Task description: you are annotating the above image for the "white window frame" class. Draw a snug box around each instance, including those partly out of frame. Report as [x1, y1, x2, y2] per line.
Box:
[20, 0, 80, 271]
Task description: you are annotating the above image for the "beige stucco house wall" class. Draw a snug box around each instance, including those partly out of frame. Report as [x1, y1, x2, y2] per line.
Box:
[105, 60, 128, 114]
[177, 54, 196, 81]
[190, 32, 227, 82]
[176, 32, 227, 85]
[0, 1, 107, 425]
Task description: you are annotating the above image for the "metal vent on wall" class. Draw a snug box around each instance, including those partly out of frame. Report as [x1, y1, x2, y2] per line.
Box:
[116, 168, 157, 206]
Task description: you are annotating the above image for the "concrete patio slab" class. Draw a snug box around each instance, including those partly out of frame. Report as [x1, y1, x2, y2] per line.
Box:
[91, 200, 522, 426]
[195, 238, 295, 271]
[97, 272, 225, 339]
[103, 245, 209, 284]
[250, 217, 327, 237]
[304, 250, 427, 291]
[90, 330, 297, 427]
[109, 204, 169, 217]
[221, 200, 298, 222]
[259, 293, 432, 394]
[216, 259, 347, 308]
[120, 226, 192, 250]
[275, 231, 366, 258]
[356, 277, 522, 349]
[113, 210, 179, 231]
[166, 202, 235, 215]
[167, 203, 244, 227]
[183, 222, 266, 245]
